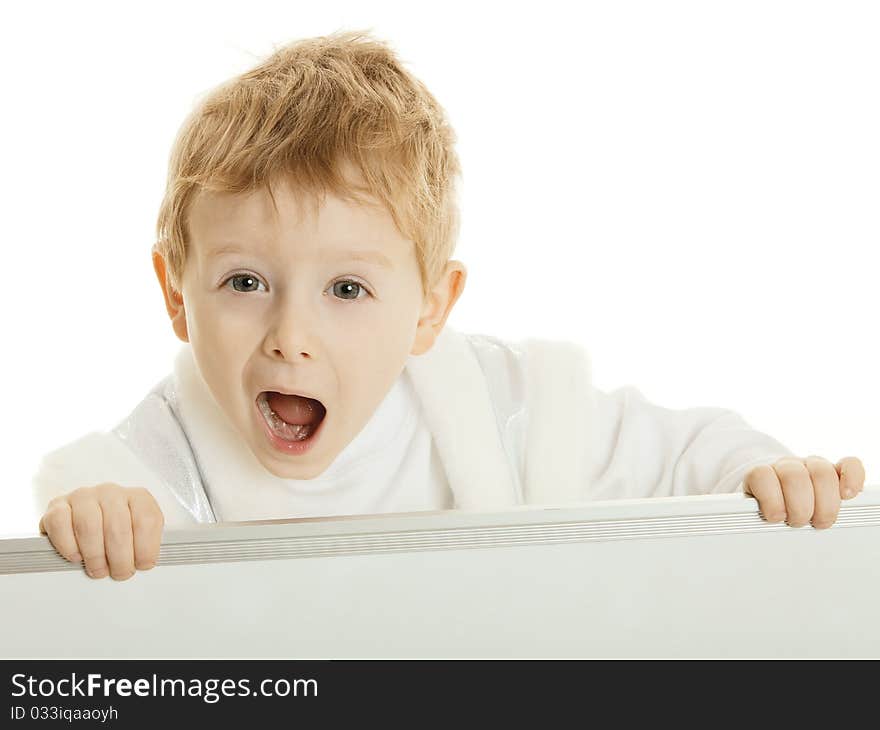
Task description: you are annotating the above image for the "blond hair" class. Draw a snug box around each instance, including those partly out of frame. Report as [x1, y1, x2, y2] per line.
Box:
[155, 29, 461, 296]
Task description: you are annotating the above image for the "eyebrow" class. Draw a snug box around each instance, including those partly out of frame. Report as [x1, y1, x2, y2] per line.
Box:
[208, 245, 394, 270]
[338, 249, 395, 270]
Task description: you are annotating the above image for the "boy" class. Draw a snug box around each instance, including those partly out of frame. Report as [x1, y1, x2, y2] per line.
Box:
[34, 30, 866, 581]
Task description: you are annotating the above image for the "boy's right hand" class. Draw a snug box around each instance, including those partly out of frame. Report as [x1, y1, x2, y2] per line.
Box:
[38, 484, 165, 580]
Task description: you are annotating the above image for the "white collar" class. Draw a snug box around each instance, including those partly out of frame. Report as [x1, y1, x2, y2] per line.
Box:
[172, 343, 417, 519]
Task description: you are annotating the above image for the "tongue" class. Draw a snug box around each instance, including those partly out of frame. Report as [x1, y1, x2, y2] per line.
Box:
[266, 392, 326, 426]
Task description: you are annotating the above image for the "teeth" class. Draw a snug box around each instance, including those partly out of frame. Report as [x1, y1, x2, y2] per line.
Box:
[257, 392, 315, 441]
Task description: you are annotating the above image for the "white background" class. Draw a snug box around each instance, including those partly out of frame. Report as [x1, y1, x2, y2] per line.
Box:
[2, 0, 877, 536]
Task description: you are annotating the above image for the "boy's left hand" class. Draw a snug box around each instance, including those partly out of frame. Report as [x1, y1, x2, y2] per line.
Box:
[743, 456, 866, 529]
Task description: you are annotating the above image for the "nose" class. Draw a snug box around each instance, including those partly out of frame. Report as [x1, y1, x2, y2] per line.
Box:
[262, 292, 317, 362]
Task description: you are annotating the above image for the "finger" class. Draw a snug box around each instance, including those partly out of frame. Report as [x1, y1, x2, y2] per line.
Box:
[39, 499, 82, 563]
[773, 458, 814, 528]
[68, 490, 108, 579]
[40, 495, 70, 535]
[804, 455, 841, 529]
[128, 488, 164, 571]
[743, 464, 787, 522]
[836, 457, 866, 499]
[100, 489, 136, 581]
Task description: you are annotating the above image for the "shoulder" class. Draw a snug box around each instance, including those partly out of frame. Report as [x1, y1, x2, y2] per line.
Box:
[463, 330, 592, 392]
[412, 325, 594, 421]
[32, 429, 137, 511]
[32, 410, 196, 529]
[463, 332, 526, 382]
[35, 431, 134, 485]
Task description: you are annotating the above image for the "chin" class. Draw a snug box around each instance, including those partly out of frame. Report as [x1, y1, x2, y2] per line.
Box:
[260, 456, 328, 481]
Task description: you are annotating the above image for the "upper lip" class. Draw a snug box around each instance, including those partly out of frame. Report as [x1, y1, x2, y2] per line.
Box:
[258, 387, 325, 405]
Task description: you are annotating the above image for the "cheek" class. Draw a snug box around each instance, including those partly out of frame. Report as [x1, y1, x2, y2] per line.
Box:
[190, 309, 259, 392]
[339, 331, 410, 399]
[194, 300, 263, 348]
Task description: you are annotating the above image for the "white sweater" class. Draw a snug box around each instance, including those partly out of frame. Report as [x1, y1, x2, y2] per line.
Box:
[31, 326, 796, 527]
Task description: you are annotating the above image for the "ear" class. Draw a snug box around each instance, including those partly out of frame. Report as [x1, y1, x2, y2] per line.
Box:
[151, 247, 189, 343]
[411, 260, 467, 356]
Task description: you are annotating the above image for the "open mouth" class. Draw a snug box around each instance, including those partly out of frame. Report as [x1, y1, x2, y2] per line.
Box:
[256, 391, 327, 442]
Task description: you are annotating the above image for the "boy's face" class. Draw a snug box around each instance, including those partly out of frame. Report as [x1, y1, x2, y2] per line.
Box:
[153, 174, 465, 479]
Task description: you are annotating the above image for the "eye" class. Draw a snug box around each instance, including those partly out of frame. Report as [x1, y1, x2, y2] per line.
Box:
[224, 274, 266, 293]
[330, 279, 371, 301]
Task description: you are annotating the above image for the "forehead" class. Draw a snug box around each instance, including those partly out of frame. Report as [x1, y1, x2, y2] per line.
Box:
[187, 177, 408, 264]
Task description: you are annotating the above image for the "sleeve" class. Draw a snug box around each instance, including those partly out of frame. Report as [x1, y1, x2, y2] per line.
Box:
[31, 432, 198, 530]
[585, 384, 798, 501]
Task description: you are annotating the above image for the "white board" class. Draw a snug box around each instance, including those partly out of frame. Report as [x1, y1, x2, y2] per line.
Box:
[2, 488, 879, 658]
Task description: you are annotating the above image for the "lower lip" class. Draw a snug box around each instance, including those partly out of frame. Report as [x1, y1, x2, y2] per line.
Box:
[254, 399, 328, 455]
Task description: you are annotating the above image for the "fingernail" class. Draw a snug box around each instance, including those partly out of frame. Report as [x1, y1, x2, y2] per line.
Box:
[843, 488, 854, 498]
[69, 553, 82, 563]
[88, 567, 108, 578]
